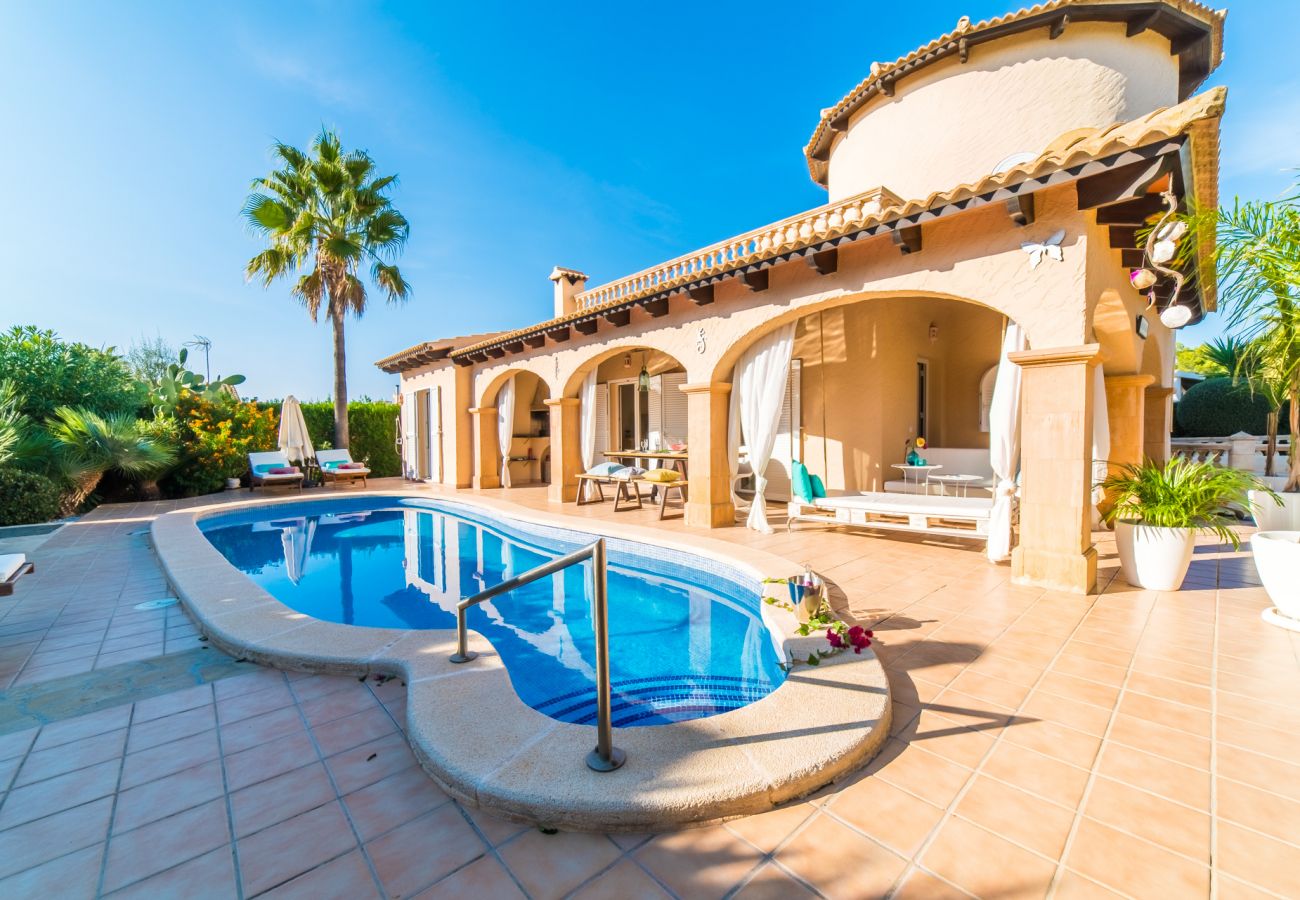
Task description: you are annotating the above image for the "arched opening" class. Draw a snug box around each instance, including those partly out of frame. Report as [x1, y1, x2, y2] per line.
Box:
[717, 293, 1009, 507]
[483, 370, 554, 488]
[570, 346, 689, 467]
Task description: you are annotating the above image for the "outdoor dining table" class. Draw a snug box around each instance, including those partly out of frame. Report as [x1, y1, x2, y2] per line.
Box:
[602, 450, 689, 478]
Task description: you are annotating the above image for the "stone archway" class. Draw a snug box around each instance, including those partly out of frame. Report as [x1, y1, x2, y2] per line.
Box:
[471, 369, 554, 491]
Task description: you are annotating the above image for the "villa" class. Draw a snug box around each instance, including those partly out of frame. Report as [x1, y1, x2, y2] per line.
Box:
[379, 0, 1225, 596]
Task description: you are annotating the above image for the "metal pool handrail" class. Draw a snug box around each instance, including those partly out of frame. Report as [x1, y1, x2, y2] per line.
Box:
[448, 538, 626, 772]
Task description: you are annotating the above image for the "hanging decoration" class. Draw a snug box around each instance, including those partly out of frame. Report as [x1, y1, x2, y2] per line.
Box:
[638, 352, 650, 393]
[1021, 230, 1065, 269]
[1133, 189, 1191, 329]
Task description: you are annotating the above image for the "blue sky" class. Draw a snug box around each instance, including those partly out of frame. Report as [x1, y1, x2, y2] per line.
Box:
[1, 1, 1295, 400]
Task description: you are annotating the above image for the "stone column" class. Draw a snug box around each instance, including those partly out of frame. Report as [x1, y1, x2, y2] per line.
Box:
[544, 397, 580, 503]
[681, 382, 735, 528]
[468, 407, 500, 489]
[1144, 386, 1174, 463]
[1010, 344, 1101, 595]
[1103, 374, 1155, 509]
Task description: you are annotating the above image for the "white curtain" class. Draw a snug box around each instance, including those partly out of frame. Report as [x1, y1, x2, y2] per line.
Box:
[497, 377, 515, 488]
[987, 323, 1026, 562]
[579, 371, 597, 472]
[1091, 363, 1110, 527]
[728, 324, 797, 533]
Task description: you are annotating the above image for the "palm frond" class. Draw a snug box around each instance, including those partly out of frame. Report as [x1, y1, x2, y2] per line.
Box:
[372, 262, 411, 303]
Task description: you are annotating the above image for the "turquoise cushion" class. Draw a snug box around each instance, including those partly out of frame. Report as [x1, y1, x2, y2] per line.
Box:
[811, 474, 827, 499]
[791, 460, 814, 502]
[322, 460, 344, 470]
[588, 462, 622, 477]
[253, 464, 275, 475]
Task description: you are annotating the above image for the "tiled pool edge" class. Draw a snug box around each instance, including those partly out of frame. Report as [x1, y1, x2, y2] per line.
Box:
[150, 490, 891, 832]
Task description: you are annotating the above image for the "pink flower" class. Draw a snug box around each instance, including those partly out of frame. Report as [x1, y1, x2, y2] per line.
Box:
[826, 628, 844, 649]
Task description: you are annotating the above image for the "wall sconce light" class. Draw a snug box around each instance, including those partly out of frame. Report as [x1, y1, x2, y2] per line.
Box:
[638, 352, 651, 392]
[1135, 315, 1149, 339]
[623, 353, 632, 369]
[928, 323, 939, 343]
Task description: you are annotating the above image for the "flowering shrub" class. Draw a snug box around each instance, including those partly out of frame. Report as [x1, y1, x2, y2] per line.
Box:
[162, 391, 278, 496]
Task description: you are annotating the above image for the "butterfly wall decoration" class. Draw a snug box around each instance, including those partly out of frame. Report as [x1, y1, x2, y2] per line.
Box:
[1021, 230, 1066, 269]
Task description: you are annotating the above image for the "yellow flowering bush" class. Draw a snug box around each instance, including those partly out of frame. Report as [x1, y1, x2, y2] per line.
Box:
[162, 390, 278, 496]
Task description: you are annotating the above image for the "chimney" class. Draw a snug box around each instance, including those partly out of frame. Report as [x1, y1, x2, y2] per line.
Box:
[549, 266, 589, 318]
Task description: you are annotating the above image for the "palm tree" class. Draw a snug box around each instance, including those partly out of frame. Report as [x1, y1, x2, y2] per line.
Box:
[1185, 196, 1300, 490]
[45, 408, 176, 514]
[243, 129, 411, 448]
[1200, 335, 1256, 377]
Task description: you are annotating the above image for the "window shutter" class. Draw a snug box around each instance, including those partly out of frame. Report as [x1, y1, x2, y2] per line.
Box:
[767, 359, 802, 501]
[593, 383, 609, 456]
[402, 393, 418, 479]
[659, 372, 689, 447]
[647, 376, 663, 452]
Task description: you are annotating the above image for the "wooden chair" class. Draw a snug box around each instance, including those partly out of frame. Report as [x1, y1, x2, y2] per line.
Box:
[316, 449, 370, 488]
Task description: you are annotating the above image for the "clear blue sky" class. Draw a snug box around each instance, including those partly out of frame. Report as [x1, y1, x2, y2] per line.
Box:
[1, 2, 1294, 400]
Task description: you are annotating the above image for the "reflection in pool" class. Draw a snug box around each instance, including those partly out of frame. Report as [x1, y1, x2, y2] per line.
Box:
[200, 499, 785, 727]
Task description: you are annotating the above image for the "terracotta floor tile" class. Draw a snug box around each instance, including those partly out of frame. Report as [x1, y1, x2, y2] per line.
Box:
[566, 859, 671, 899]
[891, 868, 972, 899]
[324, 731, 414, 795]
[102, 845, 237, 900]
[454, 802, 526, 847]
[638, 823, 765, 899]
[1065, 818, 1207, 897]
[16, 727, 127, 786]
[367, 804, 486, 899]
[1001, 718, 1102, 770]
[216, 680, 296, 725]
[723, 801, 816, 854]
[415, 854, 525, 899]
[1217, 820, 1300, 898]
[776, 813, 908, 899]
[299, 685, 381, 730]
[130, 682, 213, 724]
[1052, 869, 1128, 899]
[920, 817, 1056, 898]
[102, 797, 230, 892]
[222, 728, 316, 792]
[1217, 874, 1281, 900]
[731, 861, 817, 899]
[0, 727, 37, 762]
[231, 760, 337, 838]
[1218, 712, 1300, 762]
[0, 842, 104, 899]
[288, 674, 357, 704]
[1116, 692, 1210, 738]
[908, 711, 997, 768]
[112, 758, 225, 833]
[236, 800, 359, 897]
[946, 668, 1032, 707]
[827, 775, 946, 858]
[125, 702, 214, 754]
[981, 741, 1090, 809]
[1049, 653, 1129, 688]
[119, 728, 220, 790]
[213, 667, 289, 700]
[219, 705, 306, 756]
[955, 775, 1074, 861]
[312, 706, 397, 757]
[0, 757, 119, 830]
[260, 849, 381, 899]
[1217, 778, 1300, 845]
[1104, 714, 1209, 769]
[1217, 744, 1300, 804]
[31, 705, 130, 751]
[342, 765, 449, 842]
[871, 741, 973, 808]
[1094, 743, 1209, 810]
[1020, 691, 1113, 737]
[1036, 670, 1122, 710]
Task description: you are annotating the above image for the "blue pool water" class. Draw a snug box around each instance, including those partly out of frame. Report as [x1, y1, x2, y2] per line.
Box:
[199, 498, 786, 727]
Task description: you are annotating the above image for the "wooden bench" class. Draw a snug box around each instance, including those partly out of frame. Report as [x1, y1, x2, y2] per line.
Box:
[574, 473, 613, 505]
[612, 478, 689, 520]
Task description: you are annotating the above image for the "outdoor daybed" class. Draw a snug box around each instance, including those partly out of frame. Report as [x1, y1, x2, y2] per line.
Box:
[248, 451, 304, 491]
[0, 554, 34, 596]
[316, 449, 370, 487]
[788, 492, 994, 541]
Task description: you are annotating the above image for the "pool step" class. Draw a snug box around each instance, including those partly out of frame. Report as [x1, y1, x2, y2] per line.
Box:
[532, 674, 777, 727]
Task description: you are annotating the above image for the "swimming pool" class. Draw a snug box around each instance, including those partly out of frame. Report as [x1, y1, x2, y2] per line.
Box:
[200, 498, 786, 727]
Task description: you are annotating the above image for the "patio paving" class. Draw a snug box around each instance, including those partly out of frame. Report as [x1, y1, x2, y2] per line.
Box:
[0, 479, 1296, 898]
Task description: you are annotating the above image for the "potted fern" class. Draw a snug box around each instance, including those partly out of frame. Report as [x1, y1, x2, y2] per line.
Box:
[1103, 458, 1275, 591]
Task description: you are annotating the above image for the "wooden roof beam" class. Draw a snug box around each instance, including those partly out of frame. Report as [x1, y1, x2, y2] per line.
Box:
[1095, 194, 1168, 225]
[574, 319, 599, 336]
[1049, 13, 1069, 40]
[641, 297, 670, 317]
[688, 285, 715, 306]
[1006, 193, 1036, 227]
[523, 334, 546, 349]
[740, 269, 769, 292]
[805, 248, 838, 276]
[893, 225, 922, 255]
[547, 326, 571, 343]
[1076, 153, 1176, 210]
[603, 308, 631, 327]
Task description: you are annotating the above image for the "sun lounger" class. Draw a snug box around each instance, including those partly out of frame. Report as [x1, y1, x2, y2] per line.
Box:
[248, 451, 305, 491]
[0, 554, 34, 596]
[316, 449, 370, 488]
[787, 492, 995, 541]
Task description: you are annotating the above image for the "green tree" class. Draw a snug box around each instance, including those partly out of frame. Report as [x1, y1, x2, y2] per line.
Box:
[45, 407, 176, 513]
[1185, 195, 1300, 489]
[243, 129, 411, 448]
[0, 326, 144, 420]
[125, 334, 178, 386]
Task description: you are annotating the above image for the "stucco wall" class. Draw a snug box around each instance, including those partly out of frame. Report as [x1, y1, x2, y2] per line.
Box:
[826, 24, 1179, 203]
[794, 298, 1002, 492]
[398, 362, 472, 487]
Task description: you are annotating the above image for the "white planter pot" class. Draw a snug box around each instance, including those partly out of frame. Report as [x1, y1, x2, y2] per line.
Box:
[1250, 490, 1300, 532]
[225, 478, 241, 490]
[1114, 521, 1197, 591]
[1251, 531, 1300, 629]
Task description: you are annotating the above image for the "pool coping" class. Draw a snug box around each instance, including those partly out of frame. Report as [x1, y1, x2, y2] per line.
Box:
[151, 488, 891, 832]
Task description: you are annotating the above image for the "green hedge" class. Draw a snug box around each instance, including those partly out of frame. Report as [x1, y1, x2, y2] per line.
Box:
[1175, 377, 1289, 437]
[260, 401, 400, 477]
[0, 469, 62, 526]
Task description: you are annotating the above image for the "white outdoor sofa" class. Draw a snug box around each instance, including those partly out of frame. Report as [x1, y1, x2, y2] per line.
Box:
[787, 491, 995, 542]
[883, 447, 994, 497]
